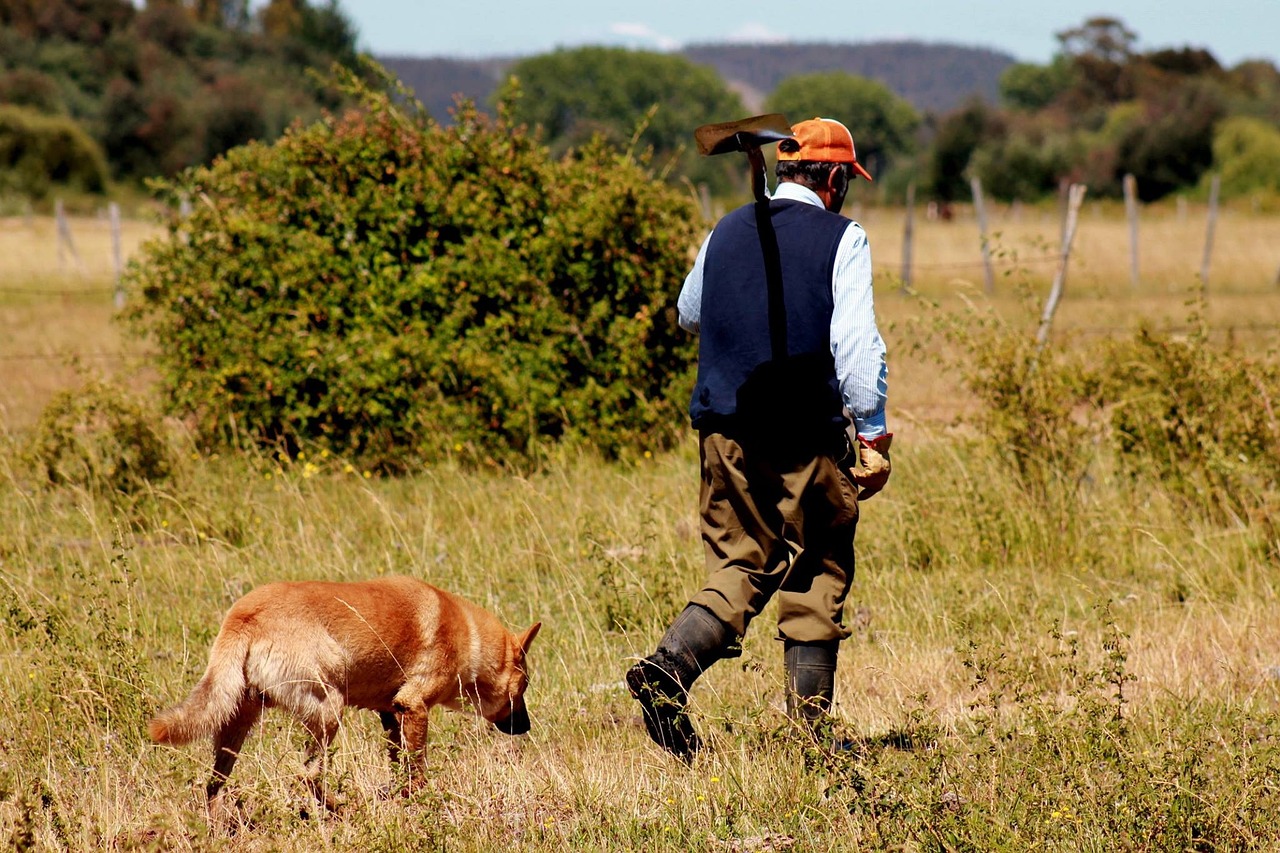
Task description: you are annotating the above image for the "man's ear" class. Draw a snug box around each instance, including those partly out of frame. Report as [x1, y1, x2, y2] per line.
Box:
[830, 165, 849, 196]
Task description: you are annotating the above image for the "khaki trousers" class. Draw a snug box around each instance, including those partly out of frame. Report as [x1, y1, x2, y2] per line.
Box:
[689, 431, 859, 645]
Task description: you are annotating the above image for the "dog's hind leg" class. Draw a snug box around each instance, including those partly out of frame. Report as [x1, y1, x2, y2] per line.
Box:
[379, 710, 403, 765]
[207, 695, 263, 804]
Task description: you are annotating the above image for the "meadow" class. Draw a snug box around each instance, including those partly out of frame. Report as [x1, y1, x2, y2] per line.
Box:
[1, 202, 1279, 851]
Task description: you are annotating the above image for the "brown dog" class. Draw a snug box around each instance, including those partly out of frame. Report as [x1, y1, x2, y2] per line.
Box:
[149, 576, 541, 807]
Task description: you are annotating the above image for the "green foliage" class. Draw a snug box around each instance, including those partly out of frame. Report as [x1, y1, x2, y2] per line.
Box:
[931, 292, 1280, 528]
[1116, 78, 1227, 201]
[123, 67, 701, 471]
[763, 71, 920, 178]
[1100, 326, 1280, 523]
[936, 16, 1280, 202]
[0, 0, 358, 184]
[27, 378, 173, 496]
[970, 130, 1071, 200]
[495, 46, 745, 194]
[939, 303, 1095, 498]
[1210, 115, 1280, 196]
[925, 99, 1000, 202]
[999, 58, 1071, 111]
[0, 103, 107, 196]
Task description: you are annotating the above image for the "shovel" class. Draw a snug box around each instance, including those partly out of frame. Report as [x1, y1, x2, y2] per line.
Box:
[694, 113, 793, 202]
[693, 113, 794, 361]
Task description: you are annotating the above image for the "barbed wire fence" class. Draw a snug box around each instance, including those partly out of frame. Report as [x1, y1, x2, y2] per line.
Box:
[4, 188, 1279, 369]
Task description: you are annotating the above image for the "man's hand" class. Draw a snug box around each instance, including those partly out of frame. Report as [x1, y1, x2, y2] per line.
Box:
[846, 433, 892, 500]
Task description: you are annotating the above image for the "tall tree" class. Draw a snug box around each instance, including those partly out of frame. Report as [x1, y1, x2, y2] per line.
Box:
[925, 99, 1001, 202]
[999, 58, 1071, 111]
[259, 0, 302, 39]
[1056, 16, 1139, 108]
[495, 47, 745, 193]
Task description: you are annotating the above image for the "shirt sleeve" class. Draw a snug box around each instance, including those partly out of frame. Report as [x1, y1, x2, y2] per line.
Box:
[677, 232, 713, 333]
[829, 222, 888, 439]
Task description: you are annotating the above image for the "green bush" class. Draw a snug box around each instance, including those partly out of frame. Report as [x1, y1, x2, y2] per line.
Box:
[1100, 326, 1280, 522]
[123, 67, 701, 471]
[28, 379, 174, 496]
[1210, 115, 1280, 197]
[0, 104, 107, 197]
[937, 296, 1279, 525]
[930, 298, 1096, 498]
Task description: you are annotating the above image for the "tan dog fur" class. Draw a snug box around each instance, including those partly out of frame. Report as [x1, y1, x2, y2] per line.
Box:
[149, 576, 541, 807]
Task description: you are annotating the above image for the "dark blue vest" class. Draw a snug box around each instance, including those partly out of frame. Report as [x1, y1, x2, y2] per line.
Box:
[689, 199, 851, 442]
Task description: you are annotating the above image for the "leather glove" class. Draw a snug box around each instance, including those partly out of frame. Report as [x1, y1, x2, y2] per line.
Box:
[845, 433, 892, 500]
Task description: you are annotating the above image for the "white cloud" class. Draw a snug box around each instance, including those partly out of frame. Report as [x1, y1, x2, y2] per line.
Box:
[608, 22, 682, 51]
[724, 22, 791, 44]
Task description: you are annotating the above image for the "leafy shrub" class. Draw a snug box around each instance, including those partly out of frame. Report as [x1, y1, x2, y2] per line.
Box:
[123, 66, 701, 470]
[1210, 115, 1280, 197]
[970, 131, 1072, 201]
[1099, 326, 1280, 522]
[28, 380, 173, 495]
[0, 104, 107, 197]
[937, 294, 1279, 525]
[931, 298, 1096, 498]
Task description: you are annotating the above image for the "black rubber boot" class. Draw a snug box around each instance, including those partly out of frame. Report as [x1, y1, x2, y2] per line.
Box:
[784, 639, 839, 724]
[626, 604, 733, 763]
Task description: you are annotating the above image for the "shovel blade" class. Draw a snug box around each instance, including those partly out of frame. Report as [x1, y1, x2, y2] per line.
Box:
[695, 113, 793, 156]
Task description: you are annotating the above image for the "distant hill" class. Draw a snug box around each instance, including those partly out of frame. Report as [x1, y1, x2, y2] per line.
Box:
[683, 42, 1015, 114]
[378, 41, 1016, 122]
[378, 56, 514, 120]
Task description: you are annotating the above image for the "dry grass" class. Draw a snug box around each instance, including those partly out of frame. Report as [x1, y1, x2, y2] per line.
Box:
[2, 210, 1280, 849]
[0, 215, 160, 431]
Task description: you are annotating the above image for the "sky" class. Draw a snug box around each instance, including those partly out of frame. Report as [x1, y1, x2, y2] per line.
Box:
[342, 0, 1279, 68]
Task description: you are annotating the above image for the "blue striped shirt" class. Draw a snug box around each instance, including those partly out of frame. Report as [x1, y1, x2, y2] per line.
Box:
[677, 182, 888, 439]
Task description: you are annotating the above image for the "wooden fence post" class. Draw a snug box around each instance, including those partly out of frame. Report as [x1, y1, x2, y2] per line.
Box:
[1036, 183, 1088, 353]
[55, 198, 83, 272]
[901, 181, 915, 294]
[1123, 173, 1139, 289]
[970, 176, 994, 295]
[109, 202, 124, 309]
[697, 183, 712, 222]
[1058, 178, 1071, 245]
[1200, 173, 1221, 295]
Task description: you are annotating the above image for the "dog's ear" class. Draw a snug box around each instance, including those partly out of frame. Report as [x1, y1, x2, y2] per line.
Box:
[517, 622, 542, 654]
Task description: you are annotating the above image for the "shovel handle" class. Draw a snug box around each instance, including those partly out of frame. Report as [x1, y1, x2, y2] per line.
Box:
[741, 137, 768, 203]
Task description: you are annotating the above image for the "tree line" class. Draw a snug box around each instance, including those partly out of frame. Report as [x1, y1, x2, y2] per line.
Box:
[2, 7, 1278, 205]
[0, 0, 358, 199]
[493, 21, 1280, 205]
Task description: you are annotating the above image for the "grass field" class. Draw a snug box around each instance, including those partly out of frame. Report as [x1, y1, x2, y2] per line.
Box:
[1, 208, 1279, 850]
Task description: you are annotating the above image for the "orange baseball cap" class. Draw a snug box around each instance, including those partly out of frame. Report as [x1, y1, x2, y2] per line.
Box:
[776, 117, 874, 182]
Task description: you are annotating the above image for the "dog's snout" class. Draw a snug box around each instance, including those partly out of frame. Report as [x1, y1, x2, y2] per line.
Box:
[493, 705, 530, 736]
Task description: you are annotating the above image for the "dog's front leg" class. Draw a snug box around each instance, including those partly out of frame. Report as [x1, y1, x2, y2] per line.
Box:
[398, 704, 430, 794]
[301, 715, 343, 813]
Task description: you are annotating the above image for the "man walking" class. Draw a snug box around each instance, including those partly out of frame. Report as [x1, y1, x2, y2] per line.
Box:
[626, 117, 891, 762]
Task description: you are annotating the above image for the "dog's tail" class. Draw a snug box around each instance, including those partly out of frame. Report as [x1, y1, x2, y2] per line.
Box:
[149, 625, 251, 745]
